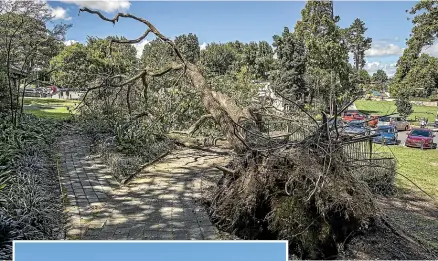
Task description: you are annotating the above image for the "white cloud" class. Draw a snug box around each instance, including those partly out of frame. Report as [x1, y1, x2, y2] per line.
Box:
[364, 61, 397, 77]
[64, 40, 78, 46]
[133, 39, 150, 58]
[199, 42, 207, 50]
[49, 6, 71, 20]
[365, 42, 404, 57]
[59, 0, 131, 13]
[421, 43, 438, 58]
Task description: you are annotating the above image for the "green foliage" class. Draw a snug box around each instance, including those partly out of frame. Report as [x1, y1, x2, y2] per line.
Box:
[200, 43, 237, 75]
[396, 95, 414, 117]
[0, 114, 64, 259]
[393, 1, 438, 91]
[175, 33, 200, 64]
[272, 27, 308, 104]
[294, 0, 353, 111]
[372, 69, 388, 84]
[50, 37, 137, 89]
[392, 54, 438, 98]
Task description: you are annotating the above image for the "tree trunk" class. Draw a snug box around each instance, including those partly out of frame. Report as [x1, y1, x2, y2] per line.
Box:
[185, 63, 255, 153]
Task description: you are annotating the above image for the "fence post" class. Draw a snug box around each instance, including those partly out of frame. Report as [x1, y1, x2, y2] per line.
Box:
[369, 138, 372, 163]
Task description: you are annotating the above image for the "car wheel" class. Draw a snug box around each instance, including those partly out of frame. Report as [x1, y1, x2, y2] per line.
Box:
[405, 125, 409, 131]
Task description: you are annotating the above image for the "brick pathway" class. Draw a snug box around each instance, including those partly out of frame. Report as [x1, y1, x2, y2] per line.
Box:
[58, 134, 230, 240]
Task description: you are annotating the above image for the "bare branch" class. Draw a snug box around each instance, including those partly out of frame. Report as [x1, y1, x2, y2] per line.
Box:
[79, 7, 187, 64]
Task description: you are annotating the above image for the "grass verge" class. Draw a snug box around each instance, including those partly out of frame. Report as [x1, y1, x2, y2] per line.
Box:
[23, 97, 78, 120]
[356, 100, 437, 123]
[374, 144, 438, 199]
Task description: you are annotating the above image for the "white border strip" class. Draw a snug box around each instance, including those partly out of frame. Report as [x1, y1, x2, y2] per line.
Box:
[13, 240, 289, 261]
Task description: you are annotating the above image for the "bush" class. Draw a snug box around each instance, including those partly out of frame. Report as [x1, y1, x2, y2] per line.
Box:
[0, 114, 64, 260]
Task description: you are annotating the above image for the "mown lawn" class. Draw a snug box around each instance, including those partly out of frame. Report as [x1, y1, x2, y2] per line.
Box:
[356, 100, 437, 123]
[374, 144, 438, 199]
[23, 97, 78, 120]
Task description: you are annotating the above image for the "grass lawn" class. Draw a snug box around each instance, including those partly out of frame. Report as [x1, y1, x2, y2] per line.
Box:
[23, 97, 78, 120]
[356, 100, 437, 123]
[374, 144, 438, 199]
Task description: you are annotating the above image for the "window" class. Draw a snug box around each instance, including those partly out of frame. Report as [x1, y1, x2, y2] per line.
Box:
[410, 129, 431, 137]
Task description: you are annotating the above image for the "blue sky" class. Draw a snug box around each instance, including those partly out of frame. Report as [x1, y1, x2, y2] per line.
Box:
[14, 241, 287, 261]
[46, 1, 438, 76]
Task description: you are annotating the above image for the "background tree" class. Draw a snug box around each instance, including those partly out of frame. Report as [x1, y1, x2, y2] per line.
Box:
[255, 41, 275, 80]
[392, 1, 438, 96]
[200, 43, 237, 76]
[396, 91, 413, 117]
[175, 33, 200, 64]
[344, 18, 372, 71]
[0, 0, 70, 124]
[371, 69, 388, 84]
[294, 0, 352, 114]
[272, 27, 308, 105]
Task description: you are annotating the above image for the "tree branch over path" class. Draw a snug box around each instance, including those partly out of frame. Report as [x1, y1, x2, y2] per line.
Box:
[79, 8, 258, 153]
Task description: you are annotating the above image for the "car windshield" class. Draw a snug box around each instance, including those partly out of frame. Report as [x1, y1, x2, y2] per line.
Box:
[379, 116, 390, 122]
[348, 121, 363, 128]
[377, 127, 393, 133]
[410, 130, 431, 137]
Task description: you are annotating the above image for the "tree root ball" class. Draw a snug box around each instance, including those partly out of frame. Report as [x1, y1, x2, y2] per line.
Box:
[207, 146, 378, 259]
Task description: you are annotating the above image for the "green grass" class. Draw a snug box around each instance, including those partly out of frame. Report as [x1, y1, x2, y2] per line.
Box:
[356, 100, 437, 123]
[374, 144, 438, 198]
[23, 97, 78, 120]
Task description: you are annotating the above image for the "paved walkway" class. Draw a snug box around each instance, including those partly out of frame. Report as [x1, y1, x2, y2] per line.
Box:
[58, 134, 231, 240]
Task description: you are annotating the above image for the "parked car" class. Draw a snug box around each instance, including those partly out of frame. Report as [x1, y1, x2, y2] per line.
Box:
[404, 128, 437, 149]
[372, 125, 398, 145]
[368, 115, 379, 128]
[343, 112, 366, 122]
[377, 116, 410, 131]
[344, 120, 369, 136]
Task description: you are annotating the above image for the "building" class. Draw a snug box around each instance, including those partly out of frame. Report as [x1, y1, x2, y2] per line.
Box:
[255, 82, 284, 111]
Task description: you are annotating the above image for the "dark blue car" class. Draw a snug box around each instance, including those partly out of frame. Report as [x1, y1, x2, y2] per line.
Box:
[373, 125, 398, 145]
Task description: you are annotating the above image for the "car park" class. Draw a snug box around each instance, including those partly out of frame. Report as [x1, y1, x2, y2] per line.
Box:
[344, 120, 369, 136]
[377, 115, 410, 131]
[404, 128, 437, 149]
[372, 125, 398, 145]
[342, 112, 366, 122]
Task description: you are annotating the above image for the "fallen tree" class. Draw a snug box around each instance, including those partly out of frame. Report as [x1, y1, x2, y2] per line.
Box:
[77, 8, 416, 259]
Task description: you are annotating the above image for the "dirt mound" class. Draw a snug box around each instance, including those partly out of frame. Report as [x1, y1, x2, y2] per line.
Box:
[207, 144, 379, 259]
[340, 217, 436, 260]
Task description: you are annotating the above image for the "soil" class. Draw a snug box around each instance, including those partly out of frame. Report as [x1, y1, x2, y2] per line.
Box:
[341, 191, 438, 260]
[198, 146, 438, 259]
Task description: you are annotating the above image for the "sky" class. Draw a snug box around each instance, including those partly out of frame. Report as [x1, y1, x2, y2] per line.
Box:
[43, 1, 438, 77]
[14, 241, 287, 261]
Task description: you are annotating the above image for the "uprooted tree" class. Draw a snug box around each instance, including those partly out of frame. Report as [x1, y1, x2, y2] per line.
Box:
[76, 5, 401, 259]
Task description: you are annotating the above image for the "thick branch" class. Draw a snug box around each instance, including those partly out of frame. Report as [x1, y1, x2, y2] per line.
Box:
[188, 114, 214, 136]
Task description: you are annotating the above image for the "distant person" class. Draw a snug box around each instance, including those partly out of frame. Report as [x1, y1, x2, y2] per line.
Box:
[421, 119, 426, 128]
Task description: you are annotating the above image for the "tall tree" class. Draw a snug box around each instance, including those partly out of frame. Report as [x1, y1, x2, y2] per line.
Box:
[174, 33, 200, 64]
[294, 0, 352, 114]
[51, 36, 137, 89]
[345, 18, 372, 70]
[392, 1, 438, 95]
[0, 0, 70, 124]
[200, 43, 237, 76]
[255, 41, 275, 80]
[371, 69, 388, 84]
[272, 27, 308, 104]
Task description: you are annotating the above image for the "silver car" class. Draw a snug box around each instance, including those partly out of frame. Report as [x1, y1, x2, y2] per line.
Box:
[378, 116, 410, 131]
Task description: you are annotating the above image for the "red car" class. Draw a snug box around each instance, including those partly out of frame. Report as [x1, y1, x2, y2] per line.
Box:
[368, 115, 379, 128]
[405, 128, 437, 149]
[343, 112, 366, 122]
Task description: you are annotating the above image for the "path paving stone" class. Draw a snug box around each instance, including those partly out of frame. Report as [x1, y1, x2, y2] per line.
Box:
[59, 134, 230, 240]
